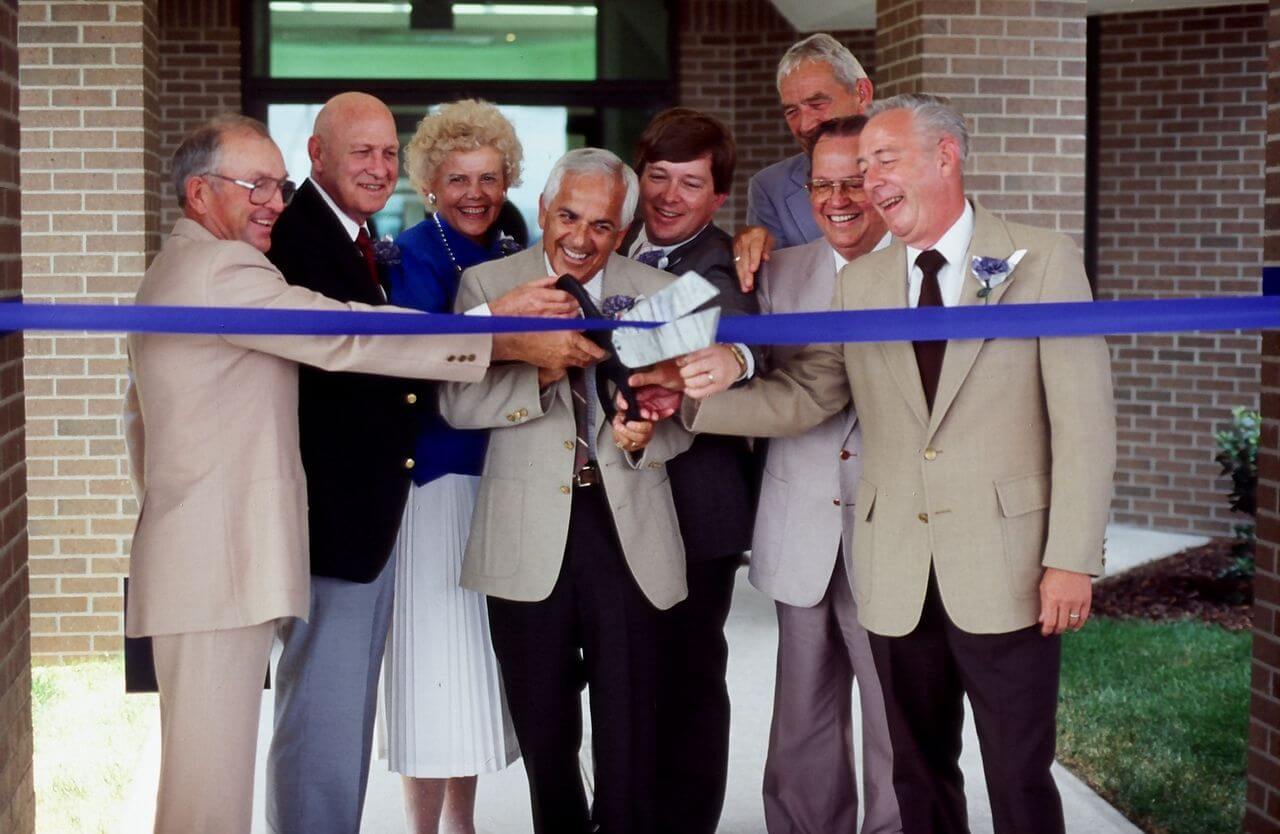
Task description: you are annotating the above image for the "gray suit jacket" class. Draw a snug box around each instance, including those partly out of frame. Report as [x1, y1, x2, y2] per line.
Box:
[690, 203, 1116, 636]
[751, 238, 860, 607]
[124, 219, 490, 637]
[438, 247, 693, 609]
[746, 153, 820, 250]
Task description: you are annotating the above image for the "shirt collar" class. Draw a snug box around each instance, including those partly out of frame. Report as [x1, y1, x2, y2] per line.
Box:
[832, 230, 894, 272]
[308, 176, 366, 242]
[629, 223, 708, 258]
[905, 200, 974, 275]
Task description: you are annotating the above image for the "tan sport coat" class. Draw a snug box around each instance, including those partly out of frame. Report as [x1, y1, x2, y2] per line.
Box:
[438, 247, 693, 609]
[751, 238, 862, 607]
[690, 203, 1116, 636]
[124, 219, 491, 638]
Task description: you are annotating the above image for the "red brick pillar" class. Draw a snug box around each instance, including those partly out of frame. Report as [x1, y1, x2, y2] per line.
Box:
[875, 0, 1087, 239]
[1249, 2, 1280, 829]
[0, 1, 34, 832]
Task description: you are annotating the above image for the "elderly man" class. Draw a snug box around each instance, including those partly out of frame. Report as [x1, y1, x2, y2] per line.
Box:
[263, 92, 589, 834]
[619, 107, 760, 834]
[439, 148, 691, 834]
[123, 114, 549, 833]
[684, 95, 1116, 834]
[733, 33, 873, 291]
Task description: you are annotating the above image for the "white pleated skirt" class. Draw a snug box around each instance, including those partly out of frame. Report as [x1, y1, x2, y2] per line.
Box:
[381, 473, 520, 777]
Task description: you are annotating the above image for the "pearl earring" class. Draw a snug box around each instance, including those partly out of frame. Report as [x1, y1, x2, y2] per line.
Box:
[427, 192, 437, 205]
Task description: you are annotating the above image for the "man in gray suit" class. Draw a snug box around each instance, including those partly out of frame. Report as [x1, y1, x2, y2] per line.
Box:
[735, 33, 873, 291]
[439, 148, 692, 834]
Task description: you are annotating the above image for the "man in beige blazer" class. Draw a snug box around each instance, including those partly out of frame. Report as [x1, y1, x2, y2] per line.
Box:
[124, 116, 573, 834]
[439, 148, 691, 834]
[685, 96, 1116, 834]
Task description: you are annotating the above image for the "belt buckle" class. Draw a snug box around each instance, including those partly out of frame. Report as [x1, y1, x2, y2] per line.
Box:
[573, 461, 600, 488]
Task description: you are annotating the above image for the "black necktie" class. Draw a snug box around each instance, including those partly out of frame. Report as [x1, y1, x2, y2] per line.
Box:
[913, 249, 947, 412]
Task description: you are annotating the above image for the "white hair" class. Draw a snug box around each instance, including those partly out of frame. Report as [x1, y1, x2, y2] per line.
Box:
[541, 147, 639, 228]
[867, 93, 970, 161]
[776, 33, 868, 96]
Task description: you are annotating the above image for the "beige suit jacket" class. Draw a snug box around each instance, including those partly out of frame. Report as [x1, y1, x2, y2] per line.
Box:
[438, 247, 692, 609]
[752, 238, 862, 607]
[124, 219, 491, 637]
[691, 203, 1116, 636]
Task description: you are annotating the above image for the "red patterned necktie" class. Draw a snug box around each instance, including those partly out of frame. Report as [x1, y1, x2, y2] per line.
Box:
[354, 227, 382, 297]
[913, 249, 948, 412]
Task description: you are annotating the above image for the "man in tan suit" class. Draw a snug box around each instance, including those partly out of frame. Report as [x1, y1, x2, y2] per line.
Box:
[124, 115, 580, 834]
[684, 95, 1116, 834]
[439, 148, 691, 834]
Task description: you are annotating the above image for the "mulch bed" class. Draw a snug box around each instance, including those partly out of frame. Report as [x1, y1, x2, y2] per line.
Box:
[1091, 539, 1253, 631]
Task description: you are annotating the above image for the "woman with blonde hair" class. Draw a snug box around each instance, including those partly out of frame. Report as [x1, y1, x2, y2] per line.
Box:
[382, 99, 572, 834]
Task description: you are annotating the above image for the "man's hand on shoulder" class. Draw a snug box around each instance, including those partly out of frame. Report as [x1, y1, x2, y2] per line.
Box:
[732, 226, 775, 293]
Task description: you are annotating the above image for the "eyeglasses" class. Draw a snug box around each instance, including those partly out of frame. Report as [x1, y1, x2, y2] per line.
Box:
[804, 177, 865, 199]
[202, 173, 297, 206]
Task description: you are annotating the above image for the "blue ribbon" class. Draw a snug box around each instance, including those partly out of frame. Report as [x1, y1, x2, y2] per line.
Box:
[0, 296, 1273, 345]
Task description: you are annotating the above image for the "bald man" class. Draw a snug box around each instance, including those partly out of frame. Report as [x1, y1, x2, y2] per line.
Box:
[264, 91, 432, 833]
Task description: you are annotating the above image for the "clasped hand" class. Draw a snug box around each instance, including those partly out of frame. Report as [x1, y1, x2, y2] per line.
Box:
[488, 276, 606, 386]
[627, 344, 741, 400]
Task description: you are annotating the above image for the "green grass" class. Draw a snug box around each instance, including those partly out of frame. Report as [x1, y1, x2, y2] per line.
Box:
[31, 657, 158, 834]
[1057, 617, 1250, 834]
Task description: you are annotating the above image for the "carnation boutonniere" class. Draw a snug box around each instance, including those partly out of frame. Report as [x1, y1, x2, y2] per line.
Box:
[601, 294, 640, 319]
[373, 235, 401, 266]
[970, 249, 1027, 302]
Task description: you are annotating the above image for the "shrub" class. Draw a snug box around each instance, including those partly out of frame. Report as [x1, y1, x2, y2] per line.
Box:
[1214, 406, 1258, 576]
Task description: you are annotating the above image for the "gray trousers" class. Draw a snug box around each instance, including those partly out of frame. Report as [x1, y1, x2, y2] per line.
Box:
[266, 561, 396, 834]
[764, 556, 902, 834]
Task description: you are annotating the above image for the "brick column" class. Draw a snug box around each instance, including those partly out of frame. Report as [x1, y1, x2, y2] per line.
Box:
[676, 0, 873, 232]
[875, 0, 1087, 239]
[18, 1, 160, 660]
[1249, 2, 1280, 828]
[0, 0, 34, 830]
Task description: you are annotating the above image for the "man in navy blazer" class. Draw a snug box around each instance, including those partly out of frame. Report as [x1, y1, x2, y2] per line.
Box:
[737, 33, 874, 289]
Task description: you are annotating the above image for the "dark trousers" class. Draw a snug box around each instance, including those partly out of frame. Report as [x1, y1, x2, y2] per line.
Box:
[655, 554, 740, 834]
[487, 484, 660, 834]
[867, 574, 1064, 834]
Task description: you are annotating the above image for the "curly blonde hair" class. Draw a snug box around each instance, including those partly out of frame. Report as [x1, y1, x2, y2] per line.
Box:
[404, 99, 524, 197]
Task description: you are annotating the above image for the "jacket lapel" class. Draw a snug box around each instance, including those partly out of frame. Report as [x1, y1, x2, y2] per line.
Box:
[869, 241, 931, 429]
[926, 202, 1017, 438]
[784, 158, 815, 242]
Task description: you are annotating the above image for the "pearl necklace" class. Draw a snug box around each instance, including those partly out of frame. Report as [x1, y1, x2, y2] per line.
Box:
[432, 211, 462, 275]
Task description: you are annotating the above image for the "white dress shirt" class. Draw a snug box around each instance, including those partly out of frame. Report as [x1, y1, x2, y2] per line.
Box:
[905, 201, 974, 308]
[309, 176, 365, 243]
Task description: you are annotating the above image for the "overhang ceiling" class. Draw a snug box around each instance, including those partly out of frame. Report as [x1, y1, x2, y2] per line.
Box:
[771, 0, 1253, 32]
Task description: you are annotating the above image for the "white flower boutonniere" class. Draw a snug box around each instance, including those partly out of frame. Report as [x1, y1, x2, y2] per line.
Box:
[971, 249, 1027, 302]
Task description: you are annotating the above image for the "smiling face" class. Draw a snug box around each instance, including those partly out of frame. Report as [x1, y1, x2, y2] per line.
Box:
[187, 129, 288, 253]
[779, 60, 869, 154]
[537, 170, 627, 282]
[809, 132, 886, 262]
[308, 96, 399, 225]
[858, 108, 966, 249]
[638, 154, 726, 247]
[430, 145, 507, 246]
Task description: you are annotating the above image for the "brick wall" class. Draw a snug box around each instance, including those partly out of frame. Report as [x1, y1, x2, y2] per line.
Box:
[0, 0, 34, 829]
[1097, 5, 1267, 536]
[156, 0, 240, 231]
[1247, 1, 1280, 830]
[875, 0, 1088, 240]
[676, 0, 873, 232]
[18, 1, 160, 660]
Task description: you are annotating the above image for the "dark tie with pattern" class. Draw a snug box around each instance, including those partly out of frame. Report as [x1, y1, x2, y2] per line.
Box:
[354, 227, 383, 297]
[569, 366, 591, 475]
[913, 248, 948, 412]
[635, 248, 664, 268]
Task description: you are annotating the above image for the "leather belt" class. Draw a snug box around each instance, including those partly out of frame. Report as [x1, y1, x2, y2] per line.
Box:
[573, 460, 600, 488]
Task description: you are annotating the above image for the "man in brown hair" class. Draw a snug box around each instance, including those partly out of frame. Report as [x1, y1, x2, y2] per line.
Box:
[619, 107, 761, 834]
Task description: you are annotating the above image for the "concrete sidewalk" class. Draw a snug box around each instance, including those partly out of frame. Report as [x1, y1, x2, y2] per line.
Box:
[121, 522, 1201, 832]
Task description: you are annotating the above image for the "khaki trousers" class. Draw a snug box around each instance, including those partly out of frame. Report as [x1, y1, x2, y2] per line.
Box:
[151, 620, 276, 834]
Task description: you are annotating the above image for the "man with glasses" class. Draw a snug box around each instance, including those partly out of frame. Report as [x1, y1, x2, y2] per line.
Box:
[124, 113, 514, 833]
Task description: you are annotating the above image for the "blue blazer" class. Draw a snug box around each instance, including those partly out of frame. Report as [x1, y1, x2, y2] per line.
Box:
[388, 215, 516, 486]
[746, 152, 821, 250]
